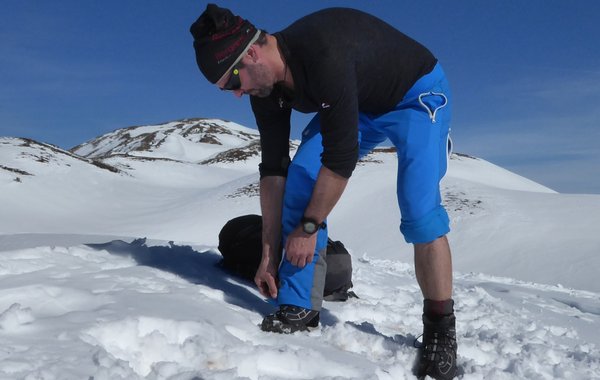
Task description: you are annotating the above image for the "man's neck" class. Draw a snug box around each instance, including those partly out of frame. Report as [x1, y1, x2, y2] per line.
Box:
[268, 34, 294, 89]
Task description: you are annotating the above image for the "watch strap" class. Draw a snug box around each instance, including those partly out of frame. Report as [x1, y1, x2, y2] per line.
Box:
[301, 216, 326, 234]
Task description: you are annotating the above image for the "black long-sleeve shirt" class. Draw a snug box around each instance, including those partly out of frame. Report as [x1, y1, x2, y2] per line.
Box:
[251, 7, 437, 179]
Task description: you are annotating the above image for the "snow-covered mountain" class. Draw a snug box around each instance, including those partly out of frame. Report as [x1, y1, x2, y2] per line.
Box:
[71, 118, 263, 165]
[1, 119, 599, 379]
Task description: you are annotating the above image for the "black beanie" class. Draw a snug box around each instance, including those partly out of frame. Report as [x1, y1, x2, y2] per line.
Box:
[190, 4, 260, 84]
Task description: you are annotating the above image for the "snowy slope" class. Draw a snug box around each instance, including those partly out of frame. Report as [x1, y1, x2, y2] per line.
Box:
[1, 120, 599, 379]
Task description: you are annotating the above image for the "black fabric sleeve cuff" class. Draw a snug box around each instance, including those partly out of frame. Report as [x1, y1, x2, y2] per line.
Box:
[321, 144, 359, 179]
[259, 156, 290, 178]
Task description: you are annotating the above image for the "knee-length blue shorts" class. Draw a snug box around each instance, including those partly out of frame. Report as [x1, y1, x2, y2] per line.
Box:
[277, 63, 452, 311]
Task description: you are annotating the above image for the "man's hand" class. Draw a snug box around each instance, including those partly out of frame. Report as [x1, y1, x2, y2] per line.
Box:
[254, 259, 279, 299]
[285, 226, 318, 268]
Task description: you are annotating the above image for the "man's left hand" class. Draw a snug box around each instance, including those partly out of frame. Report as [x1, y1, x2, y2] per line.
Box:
[285, 226, 318, 268]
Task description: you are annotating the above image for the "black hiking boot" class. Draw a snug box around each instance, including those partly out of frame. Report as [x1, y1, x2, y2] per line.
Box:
[261, 305, 320, 334]
[416, 313, 458, 380]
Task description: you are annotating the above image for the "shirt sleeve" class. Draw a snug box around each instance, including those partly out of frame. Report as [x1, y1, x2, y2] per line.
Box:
[312, 65, 359, 179]
[250, 95, 292, 178]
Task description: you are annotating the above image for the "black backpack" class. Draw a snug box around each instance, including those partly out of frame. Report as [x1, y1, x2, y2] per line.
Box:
[218, 214, 356, 301]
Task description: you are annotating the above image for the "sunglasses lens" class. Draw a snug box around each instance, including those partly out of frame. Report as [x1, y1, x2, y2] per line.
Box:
[223, 67, 241, 91]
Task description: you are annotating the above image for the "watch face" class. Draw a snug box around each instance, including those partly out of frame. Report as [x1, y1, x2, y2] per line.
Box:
[303, 221, 317, 234]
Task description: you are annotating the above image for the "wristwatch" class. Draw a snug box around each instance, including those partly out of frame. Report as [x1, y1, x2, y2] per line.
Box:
[301, 216, 326, 235]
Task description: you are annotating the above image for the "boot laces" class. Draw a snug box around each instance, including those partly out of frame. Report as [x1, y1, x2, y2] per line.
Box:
[415, 320, 456, 362]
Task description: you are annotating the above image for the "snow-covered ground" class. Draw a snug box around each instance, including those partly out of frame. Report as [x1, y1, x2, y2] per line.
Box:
[1, 119, 599, 379]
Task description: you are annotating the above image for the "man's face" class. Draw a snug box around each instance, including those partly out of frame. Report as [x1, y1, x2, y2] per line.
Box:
[243, 62, 275, 98]
[217, 56, 275, 98]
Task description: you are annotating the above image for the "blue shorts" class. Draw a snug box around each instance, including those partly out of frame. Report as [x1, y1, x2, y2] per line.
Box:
[277, 63, 452, 310]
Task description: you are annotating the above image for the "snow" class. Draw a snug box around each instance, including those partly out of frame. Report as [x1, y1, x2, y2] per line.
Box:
[1, 122, 599, 379]
[446, 154, 555, 193]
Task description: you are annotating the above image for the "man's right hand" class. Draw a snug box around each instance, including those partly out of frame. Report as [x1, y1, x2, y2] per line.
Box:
[254, 260, 279, 299]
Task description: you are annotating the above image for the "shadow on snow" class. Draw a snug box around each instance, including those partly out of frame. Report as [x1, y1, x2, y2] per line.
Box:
[86, 238, 274, 316]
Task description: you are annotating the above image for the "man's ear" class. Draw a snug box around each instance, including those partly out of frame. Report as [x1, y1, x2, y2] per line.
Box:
[246, 45, 259, 63]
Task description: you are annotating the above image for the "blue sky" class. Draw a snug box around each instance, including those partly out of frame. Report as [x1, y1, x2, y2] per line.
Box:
[1, 1, 599, 193]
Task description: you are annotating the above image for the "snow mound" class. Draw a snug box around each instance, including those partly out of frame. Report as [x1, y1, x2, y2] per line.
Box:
[0, 303, 34, 331]
[448, 153, 555, 193]
[0, 137, 120, 185]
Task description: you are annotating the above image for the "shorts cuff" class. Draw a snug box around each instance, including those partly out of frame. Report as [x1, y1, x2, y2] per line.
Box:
[400, 205, 450, 244]
[277, 292, 314, 311]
